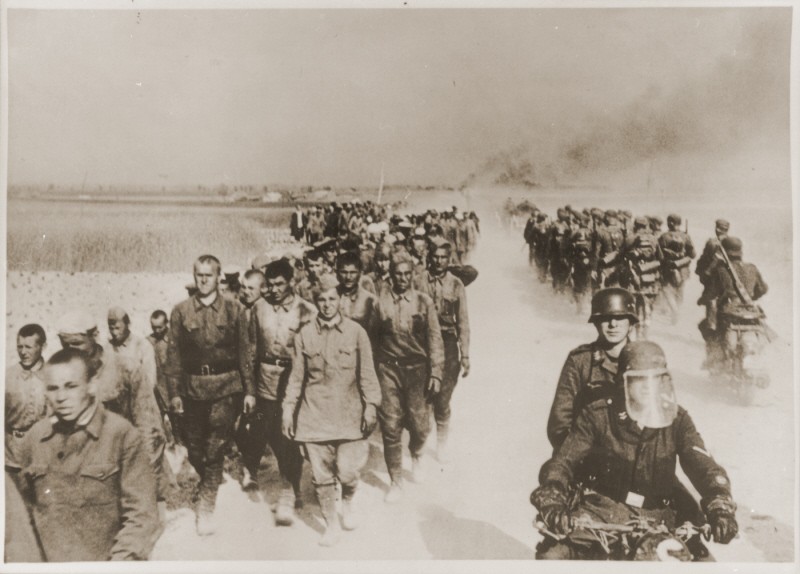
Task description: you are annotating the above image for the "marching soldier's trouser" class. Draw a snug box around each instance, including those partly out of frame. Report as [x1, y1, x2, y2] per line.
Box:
[434, 334, 462, 436]
[377, 362, 431, 483]
[304, 440, 368, 499]
[241, 397, 303, 495]
[182, 393, 240, 512]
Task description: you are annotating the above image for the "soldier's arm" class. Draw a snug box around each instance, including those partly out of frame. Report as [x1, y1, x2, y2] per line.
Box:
[539, 406, 599, 491]
[753, 266, 768, 301]
[237, 306, 256, 397]
[110, 426, 159, 561]
[675, 409, 734, 510]
[164, 306, 184, 401]
[546, 353, 582, 449]
[685, 234, 697, 259]
[282, 330, 306, 417]
[424, 295, 445, 381]
[455, 279, 470, 359]
[356, 325, 381, 407]
[129, 362, 166, 465]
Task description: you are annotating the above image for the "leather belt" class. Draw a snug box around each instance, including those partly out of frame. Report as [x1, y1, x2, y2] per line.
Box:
[185, 360, 238, 376]
[260, 356, 292, 368]
[378, 357, 427, 369]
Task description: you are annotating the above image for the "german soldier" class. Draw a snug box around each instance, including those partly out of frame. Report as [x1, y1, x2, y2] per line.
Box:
[658, 214, 696, 324]
[532, 341, 738, 560]
[620, 217, 663, 339]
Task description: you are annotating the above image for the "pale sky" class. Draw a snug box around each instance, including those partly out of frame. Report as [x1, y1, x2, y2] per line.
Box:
[7, 7, 792, 188]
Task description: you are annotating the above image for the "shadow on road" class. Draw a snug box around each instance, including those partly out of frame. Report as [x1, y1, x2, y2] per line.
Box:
[417, 504, 535, 560]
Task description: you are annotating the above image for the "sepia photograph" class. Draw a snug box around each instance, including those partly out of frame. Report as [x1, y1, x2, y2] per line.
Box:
[1, 1, 797, 570]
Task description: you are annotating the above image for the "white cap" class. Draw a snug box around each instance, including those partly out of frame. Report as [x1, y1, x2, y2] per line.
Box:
[57, 310, 97, 335]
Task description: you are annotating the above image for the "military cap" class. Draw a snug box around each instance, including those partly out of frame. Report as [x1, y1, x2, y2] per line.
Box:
[605, 209, 618, 218]
[413, 226, 427, 237]
[591, 207, 604, 218]
[454, 212, 464, 221]
[57, 310, 97, 335]
[621, 210, 632, 219]
[715, 219, 730, 232]
[649, 216, 663, 226]
[107, 306, 128, 323]
[251, 253, 273, 270]
[398, 219, 414, 229]
[721, 236, 742, 257]
[634, 216, 649, 228]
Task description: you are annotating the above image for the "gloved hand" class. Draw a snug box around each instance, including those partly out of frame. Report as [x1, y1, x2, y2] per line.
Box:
[530, 483, 571, 536]
[703, 495, 738, 545]
[707, 509, 738, 544]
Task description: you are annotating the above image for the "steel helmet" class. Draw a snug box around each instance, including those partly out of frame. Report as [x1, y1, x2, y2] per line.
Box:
[589, 288, 638, 324]
[618, 341, 677, 429]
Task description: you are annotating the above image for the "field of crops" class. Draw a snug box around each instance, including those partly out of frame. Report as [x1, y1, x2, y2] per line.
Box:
[6, 199, 295, 273]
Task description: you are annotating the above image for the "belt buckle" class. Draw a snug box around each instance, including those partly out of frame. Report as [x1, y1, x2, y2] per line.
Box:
[200, 364, 211, 376]
[12, 430, 25, 439]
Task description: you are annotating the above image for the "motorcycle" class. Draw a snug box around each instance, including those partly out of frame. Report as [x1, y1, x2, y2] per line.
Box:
[716, 306, 771, 406]
[536, 516, 711, 561]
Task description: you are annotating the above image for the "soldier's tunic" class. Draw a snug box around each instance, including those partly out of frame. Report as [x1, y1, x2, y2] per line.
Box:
[658, 229, 696, 321]
[374, 288, 444, 483]
[18, 404, 159, 561]
[90, 344, 168, 499]
[546, 343, 618, 451]
[5, 360, 47, 470]
[244, 294, 315, 491]
[338, 285, 378, 341]
[283, 316, 381, 498]
[414, 270, 469, 436]
[164, 293, 252, 511]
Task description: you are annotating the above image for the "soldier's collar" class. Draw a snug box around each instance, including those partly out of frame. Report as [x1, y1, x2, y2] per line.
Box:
[20, 358, 44, 373]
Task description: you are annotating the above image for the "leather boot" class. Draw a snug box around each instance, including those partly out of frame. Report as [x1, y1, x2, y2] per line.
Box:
[316, 484, 342, 547]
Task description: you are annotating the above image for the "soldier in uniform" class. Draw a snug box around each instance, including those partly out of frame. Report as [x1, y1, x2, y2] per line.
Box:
[566, 215, 596, 315]
[374, 252, 444, 503]
[531, 212, 551, 284]
[549, 208, 572, 295]
[282, 274, 381, 547]
[370, 243, 394, 294]
[147, 310, 171, 417]
[413, 237, 470, 463]
[58, 310, 168, 521]
[5, 325, 49, 560]
[107, 307, 158, 405]
[336, 250, 378, 340]
[658, 214, 696, 324]
[700, 237, 768, 373]
[244, 258, 316, 525]
[695, 219, 731, 365]
[296, 249, 328, 302]
[596, 210, 626, 288]
[532, 341, 738, 560]
[17, 349, 160, 561]
[523, 211, 538, 268]
[547, 288, 636, 450]
[621, 217, 663, 339]
[163, 254, 252, 535]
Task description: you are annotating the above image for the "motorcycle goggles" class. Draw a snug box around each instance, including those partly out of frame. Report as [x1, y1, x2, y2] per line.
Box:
[623, 368, 678, 429]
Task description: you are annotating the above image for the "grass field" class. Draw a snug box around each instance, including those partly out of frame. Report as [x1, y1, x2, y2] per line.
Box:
[7, 199, 295, 273]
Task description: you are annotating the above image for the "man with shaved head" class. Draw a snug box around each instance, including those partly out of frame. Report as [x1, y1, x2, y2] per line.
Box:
[164, 254, 253, 535]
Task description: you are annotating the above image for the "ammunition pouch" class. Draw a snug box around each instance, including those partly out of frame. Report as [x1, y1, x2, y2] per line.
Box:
[670, 256, 692, 269]
[637, 259, 661, 274]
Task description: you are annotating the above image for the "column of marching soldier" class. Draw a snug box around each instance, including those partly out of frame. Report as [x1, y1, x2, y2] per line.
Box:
[519, 203, 769, 560]
[4, 203, 478, 561]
